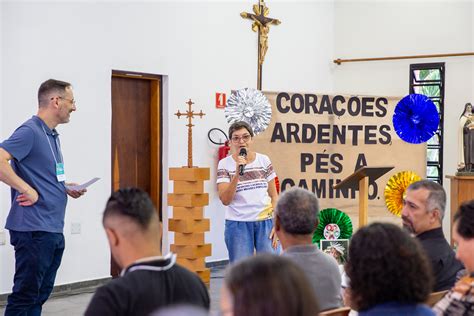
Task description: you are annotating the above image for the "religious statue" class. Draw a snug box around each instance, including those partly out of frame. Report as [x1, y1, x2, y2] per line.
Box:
[457, 103, 474, 173]
[240, 0, 281, 90]
[258, 24, 269, 65]
[241, 3, 279, 66]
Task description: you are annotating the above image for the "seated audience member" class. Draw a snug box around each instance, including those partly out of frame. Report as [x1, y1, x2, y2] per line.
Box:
[221, 254, 319, 316]
[85, 188, 209, 316]
[402, 180, 464, 291]
[275, 187, 342, 311]
[433, 200, 474, 315]
[345, 222, 435, 316]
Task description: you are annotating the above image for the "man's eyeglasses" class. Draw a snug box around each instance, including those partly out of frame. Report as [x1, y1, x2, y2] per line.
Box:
[231, 134, 251, 143]
[52, 96, 76, 105]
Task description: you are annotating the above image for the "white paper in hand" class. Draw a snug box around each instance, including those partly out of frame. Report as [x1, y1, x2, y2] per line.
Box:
[66, 177, 100, 191]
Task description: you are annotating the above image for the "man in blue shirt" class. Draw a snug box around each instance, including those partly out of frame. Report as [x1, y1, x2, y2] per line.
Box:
[0, 79, 86, 315]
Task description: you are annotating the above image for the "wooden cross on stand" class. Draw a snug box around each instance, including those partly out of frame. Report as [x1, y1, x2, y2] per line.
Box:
[241, 0, 281, 90]
[175, 99, 205, 168]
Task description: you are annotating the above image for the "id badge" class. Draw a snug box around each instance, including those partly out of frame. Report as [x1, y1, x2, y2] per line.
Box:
[56, 163, 66, 182]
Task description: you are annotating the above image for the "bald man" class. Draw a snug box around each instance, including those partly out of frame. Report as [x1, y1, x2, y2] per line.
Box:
[85, 188, 209, 316]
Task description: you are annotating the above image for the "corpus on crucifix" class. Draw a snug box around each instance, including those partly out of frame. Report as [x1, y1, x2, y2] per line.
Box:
[175, 99, 205, 168]
[241, 0, 281, 90]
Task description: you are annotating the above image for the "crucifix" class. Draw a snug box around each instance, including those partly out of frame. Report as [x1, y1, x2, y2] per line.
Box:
[175, 99, 205, 168]
[241, 0, 281, 90]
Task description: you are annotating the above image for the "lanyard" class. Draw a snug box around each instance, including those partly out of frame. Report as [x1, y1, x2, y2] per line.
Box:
[41, 125, 63, 164]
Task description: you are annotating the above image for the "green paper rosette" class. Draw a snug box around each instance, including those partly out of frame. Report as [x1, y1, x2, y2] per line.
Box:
[312, 208, 353, 246]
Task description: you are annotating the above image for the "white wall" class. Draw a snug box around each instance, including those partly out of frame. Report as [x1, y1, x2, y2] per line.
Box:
[333, 0, 474, 237]
[0, 1, 335, 294]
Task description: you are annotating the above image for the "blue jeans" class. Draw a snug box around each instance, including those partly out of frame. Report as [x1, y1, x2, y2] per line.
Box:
[225, 219, 280, 263]
[5, 231, 65, 316]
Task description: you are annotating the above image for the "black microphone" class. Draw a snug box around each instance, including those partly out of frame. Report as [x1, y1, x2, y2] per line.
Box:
[238, 148, 247, 176]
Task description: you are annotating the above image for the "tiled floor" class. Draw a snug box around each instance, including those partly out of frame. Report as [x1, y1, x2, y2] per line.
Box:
[0, 265, 226, 315]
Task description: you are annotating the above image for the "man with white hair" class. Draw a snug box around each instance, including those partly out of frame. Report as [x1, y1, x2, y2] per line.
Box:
[274, 187, 342, 311]
[401, 180, 463, 291]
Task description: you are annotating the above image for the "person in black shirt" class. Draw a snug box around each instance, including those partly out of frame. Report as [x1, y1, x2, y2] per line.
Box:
[401, 180, 463, 291]
[85, 188, 210, 316]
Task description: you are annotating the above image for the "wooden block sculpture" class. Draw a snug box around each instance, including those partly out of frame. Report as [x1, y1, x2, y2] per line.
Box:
[168, 168, 211, 283]
[169, 100, 211, 284]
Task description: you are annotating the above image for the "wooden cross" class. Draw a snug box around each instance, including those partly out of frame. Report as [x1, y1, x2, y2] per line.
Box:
[241, 0, 281, 90]
[175, 99, 205, 168]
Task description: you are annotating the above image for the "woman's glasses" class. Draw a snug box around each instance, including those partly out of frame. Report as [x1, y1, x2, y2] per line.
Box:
[231, 134, 251, 143]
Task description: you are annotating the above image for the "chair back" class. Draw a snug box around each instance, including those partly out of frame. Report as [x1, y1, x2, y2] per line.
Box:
[425, 290, 448, 307]
[319, 306, 351, 316]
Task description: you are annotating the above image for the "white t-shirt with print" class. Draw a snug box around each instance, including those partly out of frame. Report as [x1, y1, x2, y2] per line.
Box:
[216, 153, 276, 221]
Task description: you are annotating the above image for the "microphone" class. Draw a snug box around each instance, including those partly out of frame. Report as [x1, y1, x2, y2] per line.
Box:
[238, 148, 247, 176]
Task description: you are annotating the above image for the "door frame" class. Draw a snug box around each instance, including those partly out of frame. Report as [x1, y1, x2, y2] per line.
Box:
[111, 69, 163, 218]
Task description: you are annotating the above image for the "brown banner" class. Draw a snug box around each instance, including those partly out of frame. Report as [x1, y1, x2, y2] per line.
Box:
[252, 91, 426, 228]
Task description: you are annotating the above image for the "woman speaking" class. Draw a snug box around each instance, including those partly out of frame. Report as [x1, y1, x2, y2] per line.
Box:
[217, 121, 279, 262]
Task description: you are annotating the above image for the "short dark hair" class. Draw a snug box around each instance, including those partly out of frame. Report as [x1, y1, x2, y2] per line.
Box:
[38, 79, 72, 107]
[345, 223, 433, 311]
[225, 254, 319, 316]
[103, 187, 157, 229]
[228, 121, 254, 139]
[407, 179, 446, 219]
[454, 200, 474, 239]
[276, 187, 319, 235]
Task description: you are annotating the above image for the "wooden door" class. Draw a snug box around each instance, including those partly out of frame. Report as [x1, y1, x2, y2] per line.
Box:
[111, 70, 162, 276]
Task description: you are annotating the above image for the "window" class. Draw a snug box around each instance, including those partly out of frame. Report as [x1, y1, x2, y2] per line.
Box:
[409, 63, 445, 184]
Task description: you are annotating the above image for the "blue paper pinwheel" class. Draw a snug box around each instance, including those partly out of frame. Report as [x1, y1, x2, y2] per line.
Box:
[393, 94, 439, 144]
